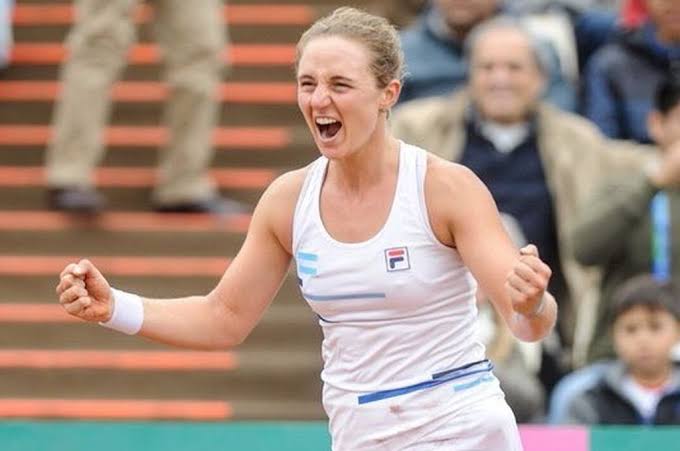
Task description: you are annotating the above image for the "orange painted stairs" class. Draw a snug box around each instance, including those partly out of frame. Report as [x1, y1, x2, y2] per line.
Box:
[0, 211, 251, 232]
[0, 81, 297, 103]
[0, 125, 292, 149]
[0, 399, 232, 420]
[0, 303, 80, 323]
[0, 349, 237, 370]
[13, 3, 314, 26]
[0, 166, 277, 188]
[0, 255, 231, 276]
[11, 43, 296, 66]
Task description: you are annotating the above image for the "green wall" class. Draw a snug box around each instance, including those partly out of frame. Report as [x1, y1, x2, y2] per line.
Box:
[3, 421, 680, 451]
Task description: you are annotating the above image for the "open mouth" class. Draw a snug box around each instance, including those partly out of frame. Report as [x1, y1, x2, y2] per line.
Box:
[315, 117, 343, 140]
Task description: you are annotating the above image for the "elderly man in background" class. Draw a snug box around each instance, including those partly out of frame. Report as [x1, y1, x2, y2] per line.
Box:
[392, 17, 646, 384]
[398, 0, 576, 110]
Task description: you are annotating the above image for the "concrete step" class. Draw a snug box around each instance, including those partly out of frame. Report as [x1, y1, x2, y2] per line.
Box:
[0, 397, 325, 420]
[2, 101, 302, 127]
[0, 349, 237, 370]
[0, 125, 299, 149]
[14, 5, 310, 45]
[12, 4, 315, 27]
[0, 145, 317, 169]
[0, 80, 301, 127]
[0, 306, 320, 352]
[0, 166, 278, 189]
[0, 81, 297, 103]
[0, 211, 251, 233]
[0, 348, 323, 412]
[11, 43, 296, 66]
[14, 25, 308, 46]
[2, 63, 300, 83]
[0, 230, 246, 257]
[0, 275, 305, 308]
[0, 398, 234, 420]
[0, 187, 263, 211]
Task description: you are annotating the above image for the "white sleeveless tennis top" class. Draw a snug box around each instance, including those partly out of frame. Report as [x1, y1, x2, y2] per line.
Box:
[292, 142, 487, 407]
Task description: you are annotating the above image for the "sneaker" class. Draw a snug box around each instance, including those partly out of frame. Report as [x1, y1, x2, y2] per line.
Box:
[153, 196, 249, 215]
[47, 187, 105, 214]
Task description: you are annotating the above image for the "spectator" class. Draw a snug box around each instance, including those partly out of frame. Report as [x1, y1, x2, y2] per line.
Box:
[563, 274, 680, 425]
[0, 0, 13, 70]
[45, 0, 243, 214]
[510, 1, 623, 72]
[398, 0, 576, 110]
[572, 76, 680, 362]
[391, 17, 645, 371]
[583, 0, 680, 143]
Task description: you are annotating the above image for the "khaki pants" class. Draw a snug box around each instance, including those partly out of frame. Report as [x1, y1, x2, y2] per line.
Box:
[46, 0, 226, 205]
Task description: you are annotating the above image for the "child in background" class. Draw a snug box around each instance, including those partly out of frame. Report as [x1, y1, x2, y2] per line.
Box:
[565, 274, 680, 424]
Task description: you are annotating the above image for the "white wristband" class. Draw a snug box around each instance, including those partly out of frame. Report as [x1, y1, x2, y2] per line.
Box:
[99, 288, 144, 335]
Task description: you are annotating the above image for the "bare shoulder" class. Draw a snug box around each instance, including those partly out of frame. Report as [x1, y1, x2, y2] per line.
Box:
[253, 166, 310, 253]
[260, 166, 308, 207]
[425, 153, 484, 199]
[424, 153, 495, 246]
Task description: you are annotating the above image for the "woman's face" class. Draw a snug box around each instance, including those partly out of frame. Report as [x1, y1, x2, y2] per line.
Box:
[296, 36, 397, 160]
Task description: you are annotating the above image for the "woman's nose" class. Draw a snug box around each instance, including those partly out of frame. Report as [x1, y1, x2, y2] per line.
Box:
[310, 86, 331, 108]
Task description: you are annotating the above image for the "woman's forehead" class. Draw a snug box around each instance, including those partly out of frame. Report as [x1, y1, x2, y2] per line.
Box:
[297, 36, 371, 76]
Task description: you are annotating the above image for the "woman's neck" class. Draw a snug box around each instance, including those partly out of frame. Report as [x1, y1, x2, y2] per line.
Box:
[327, 130, 399, 194]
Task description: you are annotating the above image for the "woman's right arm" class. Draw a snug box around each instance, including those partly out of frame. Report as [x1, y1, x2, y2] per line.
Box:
[56, 170, 305, 350]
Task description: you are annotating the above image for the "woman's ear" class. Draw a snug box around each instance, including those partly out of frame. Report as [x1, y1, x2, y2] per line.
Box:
[379, 79, 402, 112]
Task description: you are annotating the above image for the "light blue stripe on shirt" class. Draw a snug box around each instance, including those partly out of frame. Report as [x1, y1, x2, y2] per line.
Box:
[298, 266, 317, 276]
[296, 252, 318, 262]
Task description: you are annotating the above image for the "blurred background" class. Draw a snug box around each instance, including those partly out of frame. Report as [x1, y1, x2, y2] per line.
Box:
[1, 0, 680, 449]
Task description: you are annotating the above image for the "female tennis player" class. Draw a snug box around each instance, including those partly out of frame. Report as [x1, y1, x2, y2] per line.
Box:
[57, 7, 556, 450]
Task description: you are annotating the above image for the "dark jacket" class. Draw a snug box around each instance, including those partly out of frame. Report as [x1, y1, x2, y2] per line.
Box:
[565, 362, 680, 425]
[583, 23, 680, 143]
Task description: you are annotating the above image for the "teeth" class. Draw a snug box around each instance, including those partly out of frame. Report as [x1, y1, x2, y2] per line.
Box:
[315, 117, 339, 125]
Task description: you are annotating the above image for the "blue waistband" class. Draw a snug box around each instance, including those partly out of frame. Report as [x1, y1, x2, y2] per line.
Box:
[357, 359, 494, 405]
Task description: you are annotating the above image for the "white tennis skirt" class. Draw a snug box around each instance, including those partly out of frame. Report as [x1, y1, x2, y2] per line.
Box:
[324, 370, 523, 451]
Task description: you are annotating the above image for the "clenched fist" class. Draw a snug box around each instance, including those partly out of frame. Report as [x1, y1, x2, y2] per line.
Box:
[56, 259, 113, 322]
[505, 244, 552, 317]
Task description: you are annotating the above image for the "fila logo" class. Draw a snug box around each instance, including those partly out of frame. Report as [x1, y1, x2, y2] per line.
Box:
[385, 247, 410, 272]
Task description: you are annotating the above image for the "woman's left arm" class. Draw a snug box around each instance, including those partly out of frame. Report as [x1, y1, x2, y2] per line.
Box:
[426, 158, 557, 342]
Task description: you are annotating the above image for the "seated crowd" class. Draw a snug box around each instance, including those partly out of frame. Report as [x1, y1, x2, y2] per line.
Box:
[390, 0, 680, 424]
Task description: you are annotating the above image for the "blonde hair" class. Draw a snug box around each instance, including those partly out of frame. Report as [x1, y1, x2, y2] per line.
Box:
[296, 7, 404, 88]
